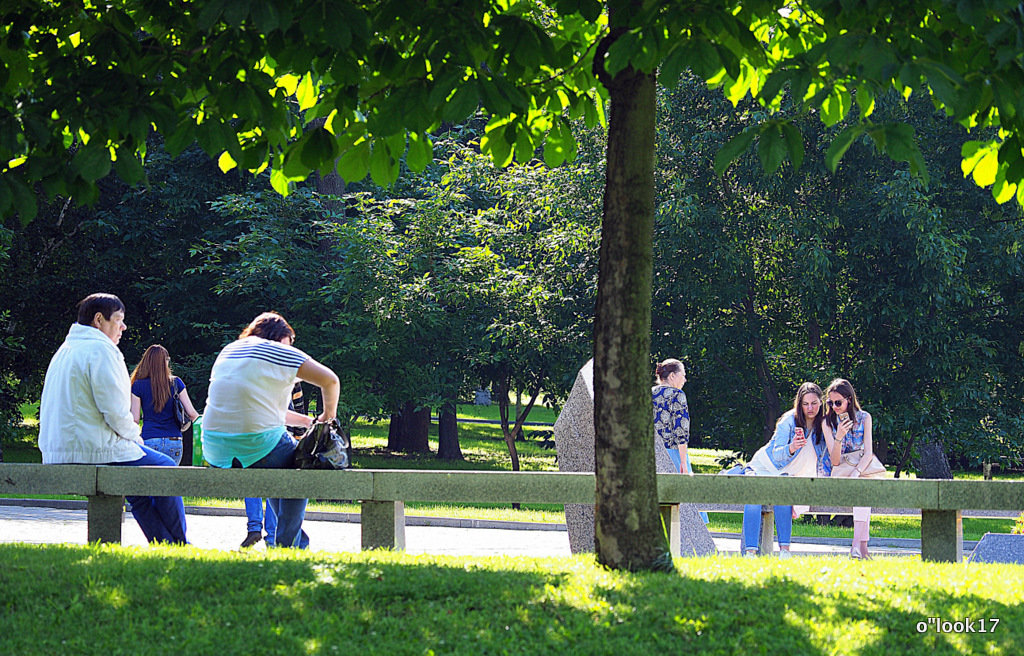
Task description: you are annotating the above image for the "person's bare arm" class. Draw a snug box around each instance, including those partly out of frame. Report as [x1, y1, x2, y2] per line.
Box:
[297, 358, 340, 423]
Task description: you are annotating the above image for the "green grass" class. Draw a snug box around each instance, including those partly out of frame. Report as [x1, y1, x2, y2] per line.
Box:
[1, 544, 1021, 655]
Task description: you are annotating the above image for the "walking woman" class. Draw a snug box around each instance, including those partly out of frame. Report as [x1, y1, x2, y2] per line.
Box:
[202, 312, 340, 548]
[130, 345, 200, 465]
[741, 382, 832, 557]
[823, 378, 883, 559]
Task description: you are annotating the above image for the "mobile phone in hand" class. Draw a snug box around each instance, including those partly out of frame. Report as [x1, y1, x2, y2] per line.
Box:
[838, 411, 850, 424]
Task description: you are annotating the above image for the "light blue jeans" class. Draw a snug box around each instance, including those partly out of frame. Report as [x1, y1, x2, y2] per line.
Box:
[144, 437, 182, 466]
[666, 448, 709, 524]
[233, 432, 308, 549]
[110, 445, 188, 544]
[742, 504, 792, 551]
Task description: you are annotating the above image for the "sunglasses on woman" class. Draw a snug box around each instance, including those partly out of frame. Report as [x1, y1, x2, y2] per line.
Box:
[827, 399, 846, 408]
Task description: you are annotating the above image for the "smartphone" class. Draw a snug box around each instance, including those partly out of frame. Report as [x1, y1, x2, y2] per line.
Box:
[838, 411, 850, 424]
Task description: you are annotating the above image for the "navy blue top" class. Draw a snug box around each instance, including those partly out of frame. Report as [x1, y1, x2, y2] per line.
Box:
[131, 376, 186, 438]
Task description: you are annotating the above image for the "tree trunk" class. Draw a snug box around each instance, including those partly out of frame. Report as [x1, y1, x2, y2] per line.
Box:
[592, 38, 672, 572]
[917, 439, 953, 479]
[436, 401, 463, 460]
[495, 378, 522, 472]
[387, 401, 431, 453]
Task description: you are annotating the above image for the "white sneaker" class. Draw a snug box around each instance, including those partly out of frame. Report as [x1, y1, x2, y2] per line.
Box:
[777, 549, 792, 559]
[743, 549, 757, 557]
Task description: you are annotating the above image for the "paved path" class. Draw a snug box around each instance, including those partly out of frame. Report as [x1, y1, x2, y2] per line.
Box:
[0, 503, 948, 559]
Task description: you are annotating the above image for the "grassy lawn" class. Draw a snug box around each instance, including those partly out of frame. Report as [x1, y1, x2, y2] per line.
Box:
[2, 543, 1021, 655]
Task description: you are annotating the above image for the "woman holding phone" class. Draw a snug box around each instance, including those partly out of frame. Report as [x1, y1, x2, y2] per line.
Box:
[741, 382, 833, 557]
[823, 378, 882, 559]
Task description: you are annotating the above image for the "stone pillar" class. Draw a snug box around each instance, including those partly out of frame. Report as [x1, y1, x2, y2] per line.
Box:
[361, 500, 406, 550]
[87, 494, 124, 544]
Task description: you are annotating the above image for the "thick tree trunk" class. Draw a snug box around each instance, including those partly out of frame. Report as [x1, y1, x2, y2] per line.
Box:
[436, 401, 463, 460]
[387, 401, 431, 453]
[592, 54, 672, 572]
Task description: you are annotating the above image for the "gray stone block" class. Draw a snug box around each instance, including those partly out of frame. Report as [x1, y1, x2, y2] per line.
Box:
[968, 532, 1024, 564]
[553, 360, 716, 556]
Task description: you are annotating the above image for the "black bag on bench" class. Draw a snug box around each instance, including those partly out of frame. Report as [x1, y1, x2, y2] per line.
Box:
[295, 420, 351, 470]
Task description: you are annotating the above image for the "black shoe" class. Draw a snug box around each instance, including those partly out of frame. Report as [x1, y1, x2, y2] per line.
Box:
[240, 531, 263, 548]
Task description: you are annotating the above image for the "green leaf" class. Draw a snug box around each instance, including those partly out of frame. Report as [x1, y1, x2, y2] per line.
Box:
[9, 177, 37, 224]
[71, 142, 112, 183]
[782, 122, 804, 172]
[659, 46, 687, 88]
[605, 32, 638, 77]
[972, 149, 999, 187]
[217, 151, 237, 173]
[270, 167, 291, 196]
[296, 72, 317, 112]
[197, 0, 228, 31]
[406, 132, 433, 172]
[443, 82, 479, 123]
[825, 124, 864, 173]
[821, 85, 852, 127]
[300, 126, 338, 170]
[960, 140, 989, 177]
[714, 129, 755, 175]
[758, 124, 787, 175]
[369, 138, 399, 185]
[337, 140, 370, 182]
[113, 151, 145, 184]
[480, 120, 513, 168]
[992, 164, 1016, 204]
[250, 1, 280, 32]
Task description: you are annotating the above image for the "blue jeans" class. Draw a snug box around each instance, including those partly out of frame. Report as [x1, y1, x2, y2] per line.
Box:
[666, 448, 709, 524]
[245, 497, 276, 535]
[235, 432, 308, 549]
[144, 437, 182, 466]
[742, 504, 792, 550]
[110, 446, 188, 544]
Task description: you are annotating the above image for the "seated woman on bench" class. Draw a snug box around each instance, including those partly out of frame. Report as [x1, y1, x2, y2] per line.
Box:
[741, 382, 832, 557]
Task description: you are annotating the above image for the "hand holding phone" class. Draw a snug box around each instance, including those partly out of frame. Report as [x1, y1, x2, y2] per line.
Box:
[791, 426, 805, 454]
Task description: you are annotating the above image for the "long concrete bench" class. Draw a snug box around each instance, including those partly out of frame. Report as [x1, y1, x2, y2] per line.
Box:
[2, 463, 1021, 562]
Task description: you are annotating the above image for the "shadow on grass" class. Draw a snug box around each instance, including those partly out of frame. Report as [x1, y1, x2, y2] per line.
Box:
[0, 545, 1020, 655]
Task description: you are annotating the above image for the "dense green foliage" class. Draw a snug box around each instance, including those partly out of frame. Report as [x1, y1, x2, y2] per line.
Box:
[2, 544, 1022, 655]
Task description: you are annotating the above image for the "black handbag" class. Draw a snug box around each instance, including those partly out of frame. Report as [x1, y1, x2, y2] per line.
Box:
[171, 383, 191, 432]
[295, 420, 351, 469]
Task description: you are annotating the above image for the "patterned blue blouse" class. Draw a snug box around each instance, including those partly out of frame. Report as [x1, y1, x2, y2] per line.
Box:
[652, 385, 689, 450]
[835, 410, 869, 454]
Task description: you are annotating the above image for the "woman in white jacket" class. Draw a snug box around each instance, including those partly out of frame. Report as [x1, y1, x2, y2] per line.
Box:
[39, 293, 187, 544]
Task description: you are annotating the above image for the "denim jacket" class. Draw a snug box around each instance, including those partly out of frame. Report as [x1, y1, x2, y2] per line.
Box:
[765, 410, 832, 477]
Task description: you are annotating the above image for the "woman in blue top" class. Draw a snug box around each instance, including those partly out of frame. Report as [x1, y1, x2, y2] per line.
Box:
[741, 382, 832, 557]
[823, 378, 878, 559]
[130, 345, 200, 465]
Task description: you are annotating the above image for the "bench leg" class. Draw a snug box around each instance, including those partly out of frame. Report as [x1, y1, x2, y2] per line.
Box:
[758, 507, 775, 555]
[921, 509, 963, 563]
[361, 500, 406, 551]
[660, 504, 680, 557]
[87, 494, 124, 544]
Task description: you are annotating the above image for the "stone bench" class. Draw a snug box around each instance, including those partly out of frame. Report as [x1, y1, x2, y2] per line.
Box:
[2, 464, 1021, 562]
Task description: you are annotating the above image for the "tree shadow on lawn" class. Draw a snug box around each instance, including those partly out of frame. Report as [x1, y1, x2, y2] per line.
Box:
[0, 545, 1019, 655]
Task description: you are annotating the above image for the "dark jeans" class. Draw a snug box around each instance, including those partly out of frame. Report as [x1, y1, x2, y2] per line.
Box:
[110, 446, 188, 544]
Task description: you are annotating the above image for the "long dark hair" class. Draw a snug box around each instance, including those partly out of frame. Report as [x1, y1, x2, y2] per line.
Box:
[791, 381, 824, 445]
[130, 344, 174, 412]
[824, 378, 863, 431]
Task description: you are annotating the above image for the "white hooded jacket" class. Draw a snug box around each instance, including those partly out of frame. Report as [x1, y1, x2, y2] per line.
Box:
[39, 323, 144, 464]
